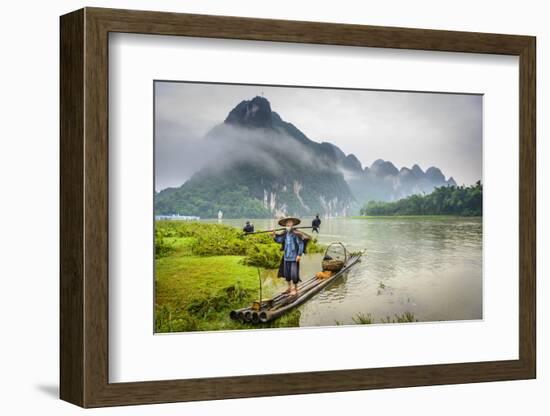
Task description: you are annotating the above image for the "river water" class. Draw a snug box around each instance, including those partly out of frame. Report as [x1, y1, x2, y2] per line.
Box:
[204, 217, 482, 326]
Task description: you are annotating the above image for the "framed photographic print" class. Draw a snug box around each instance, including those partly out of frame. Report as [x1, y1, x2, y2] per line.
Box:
[60, 7, 536, 408]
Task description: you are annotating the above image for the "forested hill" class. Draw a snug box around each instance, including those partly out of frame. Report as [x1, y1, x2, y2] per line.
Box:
[359, 181, 482, 216]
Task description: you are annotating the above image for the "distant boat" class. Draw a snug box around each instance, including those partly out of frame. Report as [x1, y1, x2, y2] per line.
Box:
[155, 214, 200, 221]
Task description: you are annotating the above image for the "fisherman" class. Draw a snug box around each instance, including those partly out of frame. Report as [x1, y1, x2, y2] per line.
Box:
[242, 221, 255, 234]
[272, 217, 304, 296]
[312, 214, 322, 234]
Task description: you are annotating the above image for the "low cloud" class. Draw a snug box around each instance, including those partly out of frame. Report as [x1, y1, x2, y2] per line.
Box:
[155, 82, 482, 190]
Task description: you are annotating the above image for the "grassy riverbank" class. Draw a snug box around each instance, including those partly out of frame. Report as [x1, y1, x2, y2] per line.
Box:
[154, 221, 324, 332]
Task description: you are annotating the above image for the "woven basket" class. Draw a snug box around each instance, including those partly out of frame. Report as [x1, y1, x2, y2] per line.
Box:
[322, 242, 348, 272]
[322, 259, 345, 272]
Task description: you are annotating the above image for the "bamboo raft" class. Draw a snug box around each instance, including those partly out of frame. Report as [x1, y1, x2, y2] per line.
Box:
[230, 248, 364, 324]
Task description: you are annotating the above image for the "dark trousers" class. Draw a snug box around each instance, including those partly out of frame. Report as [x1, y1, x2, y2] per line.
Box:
[277, 257, 301, 284]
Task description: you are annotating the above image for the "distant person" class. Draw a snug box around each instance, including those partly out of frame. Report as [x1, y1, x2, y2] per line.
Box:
[243, 221, 255, 233]
[312, 214, 322, 234]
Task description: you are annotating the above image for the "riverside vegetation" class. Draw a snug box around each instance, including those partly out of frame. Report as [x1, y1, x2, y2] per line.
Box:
[154, 221, 325, 332]
[360, 182, 482, 217]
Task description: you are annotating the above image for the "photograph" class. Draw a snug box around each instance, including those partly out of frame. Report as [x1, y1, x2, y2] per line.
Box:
[153, 81, 483, 333]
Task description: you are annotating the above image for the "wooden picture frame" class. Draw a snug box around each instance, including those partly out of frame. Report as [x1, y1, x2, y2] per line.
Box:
[60, 7, 536, 408]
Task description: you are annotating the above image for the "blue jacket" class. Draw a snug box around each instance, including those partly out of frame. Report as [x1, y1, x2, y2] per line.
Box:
[274, 231, 304, 261]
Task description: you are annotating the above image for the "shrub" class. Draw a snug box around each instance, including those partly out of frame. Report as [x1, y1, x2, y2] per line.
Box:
[155, 304, 199, 332]
[155, 221, 326, 269]
[352, 313, 374, 324]
[187, 283, 253, 318]
[242, 243, 282, 268]
[307, 237, 326, 254]
[155, 229, 175, 259]
[381, 312, 418, 323]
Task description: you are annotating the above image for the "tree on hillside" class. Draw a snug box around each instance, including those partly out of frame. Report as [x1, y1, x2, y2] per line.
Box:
[360, 181, 482, 216]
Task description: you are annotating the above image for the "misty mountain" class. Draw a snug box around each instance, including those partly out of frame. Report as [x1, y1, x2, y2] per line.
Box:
[155, 96, 457, 218]
[348, 160, 457, 203]
[155, 96, 355, 218]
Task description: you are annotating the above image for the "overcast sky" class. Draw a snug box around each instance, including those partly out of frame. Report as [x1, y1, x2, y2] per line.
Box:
[155, 81, 482, 191]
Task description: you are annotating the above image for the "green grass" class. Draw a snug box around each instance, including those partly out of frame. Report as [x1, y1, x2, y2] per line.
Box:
[155, 254, 300, 332]
[154, 221, 321, 333]
[156, 255, 257, 307]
